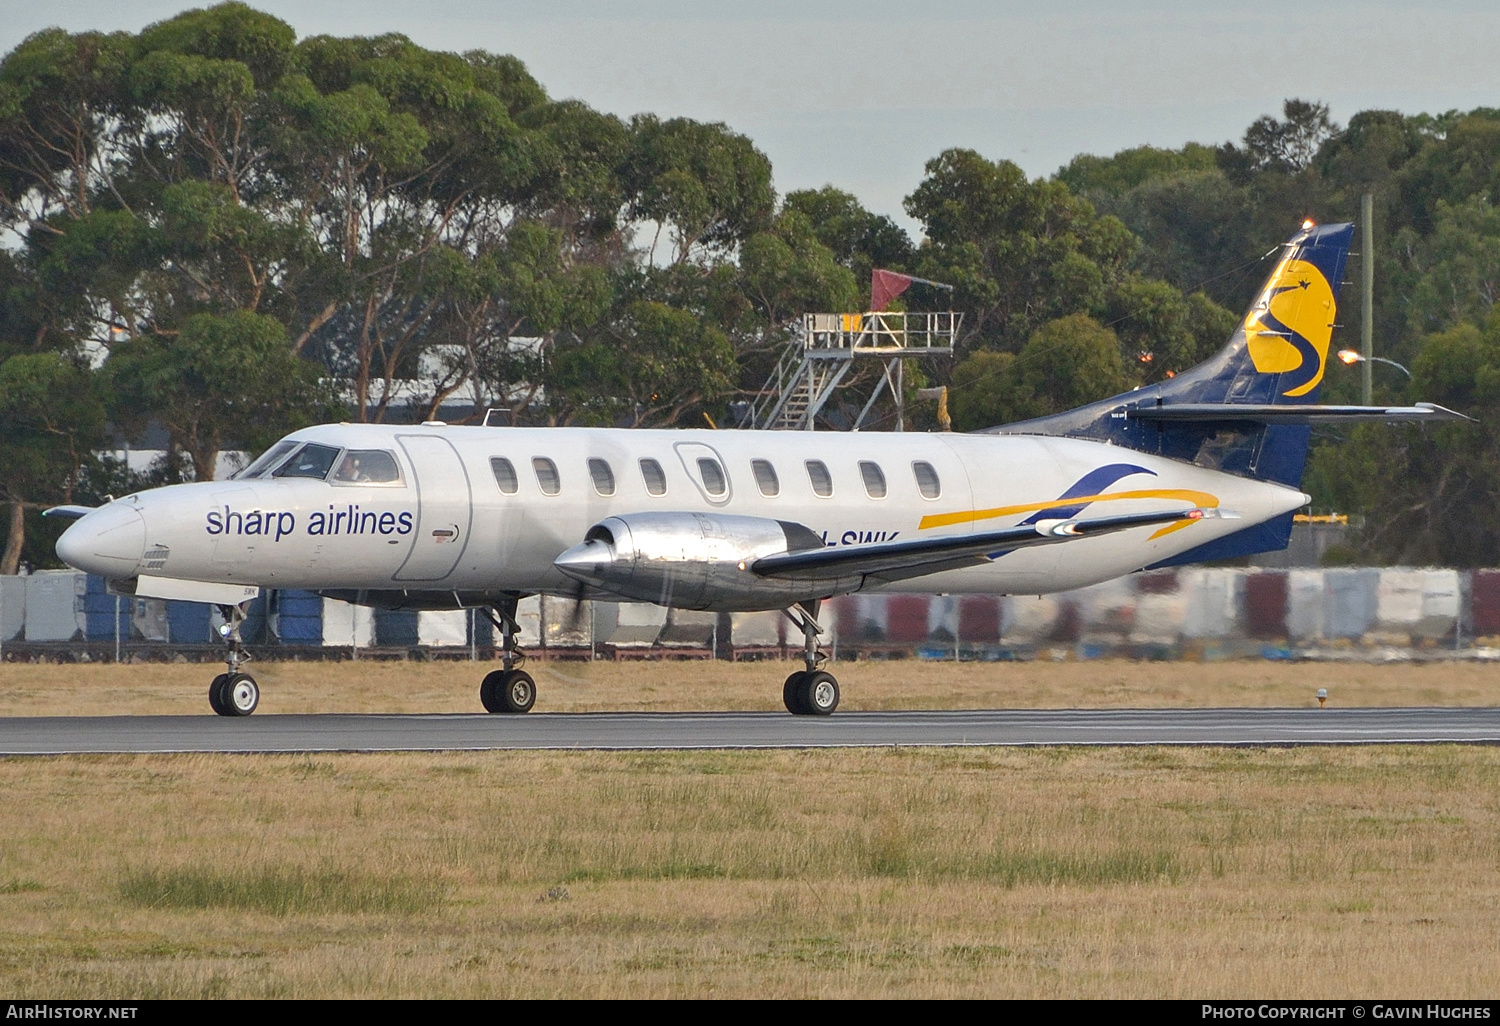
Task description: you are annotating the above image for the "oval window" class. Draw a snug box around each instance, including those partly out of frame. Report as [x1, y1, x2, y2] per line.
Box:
[751, 459, 779, 497]
[805, 460, 833, 498]
[912, 460, 941, 499]
[588, 457, 616, 496]
[491, 457, 518, 495]
[640, 458, 667, 496]
[532, 457, 561, 496]
[697, 457, 727, 497]
[859, 461, 887, 499]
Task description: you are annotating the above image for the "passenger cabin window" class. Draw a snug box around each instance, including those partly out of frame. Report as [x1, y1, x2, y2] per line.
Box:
[273, 443, 341, 480]
[697, 457, 727, 497]
[912, 461, 941, 499]
[533, 457, 561, 496]
[588, 457, 616, 496]
[751, 459, 779, 497]
[332, 449, 402, 485]
[640, 458, 667, 496]
[236, 440, 298, 479]
[859, 461, 887, 499]
[491, 457, 518, 495]
[805, 460, 833, 498]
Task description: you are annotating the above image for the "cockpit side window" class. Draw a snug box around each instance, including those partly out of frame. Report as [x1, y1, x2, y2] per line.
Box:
[234, 440, 298, 480]
[272, 443, 342, 480]
[331, 449, 403, 486]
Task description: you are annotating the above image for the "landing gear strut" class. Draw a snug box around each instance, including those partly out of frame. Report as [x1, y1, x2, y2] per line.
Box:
[480, 596, 535, 714]
[782, 600, 839, 716]
[208, 601, 259, 716]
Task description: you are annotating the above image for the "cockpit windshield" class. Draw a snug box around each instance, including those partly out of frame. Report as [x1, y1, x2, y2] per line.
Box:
[272, 443, 343, 480]
[232, 440, 299, 480]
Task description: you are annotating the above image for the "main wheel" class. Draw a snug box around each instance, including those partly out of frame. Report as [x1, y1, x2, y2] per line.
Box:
[481, 669, 536, 714]
[208, 673, 229, 716]
[782, 671, 809, 715]
[798, 670, 839, 716]
[219, 672, 259, 716]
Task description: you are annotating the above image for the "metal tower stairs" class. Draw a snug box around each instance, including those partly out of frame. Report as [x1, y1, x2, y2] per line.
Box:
[747, 311, 960, 430]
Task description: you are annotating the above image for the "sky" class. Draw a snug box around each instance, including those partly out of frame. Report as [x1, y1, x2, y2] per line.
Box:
[4, 0, 1500, 234]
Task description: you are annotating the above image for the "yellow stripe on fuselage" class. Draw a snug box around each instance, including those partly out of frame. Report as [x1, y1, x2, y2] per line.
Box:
[918, 488, 1221, 539]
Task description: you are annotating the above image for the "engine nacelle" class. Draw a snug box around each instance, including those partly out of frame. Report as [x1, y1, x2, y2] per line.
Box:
[552, 511, 832, 611]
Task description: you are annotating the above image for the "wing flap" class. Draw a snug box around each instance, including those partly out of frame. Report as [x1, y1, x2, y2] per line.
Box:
[752, 507, 1216, 584]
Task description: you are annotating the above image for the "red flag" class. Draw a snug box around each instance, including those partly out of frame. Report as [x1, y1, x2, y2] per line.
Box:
[871, 269, 914, 311]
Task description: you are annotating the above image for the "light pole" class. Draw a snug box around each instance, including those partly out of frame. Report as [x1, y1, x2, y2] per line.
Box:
[1337, 349, 1410, 379]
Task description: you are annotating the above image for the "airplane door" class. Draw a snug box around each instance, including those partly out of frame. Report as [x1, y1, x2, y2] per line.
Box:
[393, 435, 473, 582]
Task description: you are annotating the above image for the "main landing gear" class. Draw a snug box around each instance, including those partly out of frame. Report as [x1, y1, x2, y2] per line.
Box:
[208, 601, 259, 716]
[782, 600, 839, 716]
[479, 596, 536, 714]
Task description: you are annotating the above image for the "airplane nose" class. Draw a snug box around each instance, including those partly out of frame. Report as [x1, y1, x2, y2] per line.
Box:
[55, 503, 146, 579]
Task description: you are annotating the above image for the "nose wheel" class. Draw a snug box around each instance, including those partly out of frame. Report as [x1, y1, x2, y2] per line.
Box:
[783, 602, 839, 715]
[209, 600, 259, 716]
[480, 596, 536, 713]
[209, 672, 260, 716]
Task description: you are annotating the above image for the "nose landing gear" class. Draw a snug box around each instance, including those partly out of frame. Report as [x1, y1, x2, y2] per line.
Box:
[782, 600, 839, 716]
[209, 601, 259, 716]
[480, 596, 535, 714]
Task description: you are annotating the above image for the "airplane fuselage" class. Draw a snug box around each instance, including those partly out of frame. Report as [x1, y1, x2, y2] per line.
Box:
[59, 422, 1307, 607]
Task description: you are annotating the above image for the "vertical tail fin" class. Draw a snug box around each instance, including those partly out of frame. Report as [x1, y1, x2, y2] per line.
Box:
[989, 221, 1357, 487]
[1170, 220, 1355, 408]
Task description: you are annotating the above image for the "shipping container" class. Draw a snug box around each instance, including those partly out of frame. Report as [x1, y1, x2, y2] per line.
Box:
[23, 571, 85, 642]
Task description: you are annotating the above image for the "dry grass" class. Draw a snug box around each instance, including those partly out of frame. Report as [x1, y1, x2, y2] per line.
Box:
[0, 745, 1497, 997]
[1, 660, 1498, 997]
[1, 656, 1498, 716]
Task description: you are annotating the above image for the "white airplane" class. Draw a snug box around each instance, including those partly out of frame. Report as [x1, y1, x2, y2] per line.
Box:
[48, 221, 1463, 717]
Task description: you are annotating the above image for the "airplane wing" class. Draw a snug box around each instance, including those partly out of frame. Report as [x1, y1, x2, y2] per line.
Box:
[751, 507, 1219, 586]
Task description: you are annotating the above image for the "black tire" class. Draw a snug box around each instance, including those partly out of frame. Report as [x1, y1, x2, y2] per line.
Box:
[221, 672, 259, 716]
[782, 671, 809, 715]
[481, 669, 535, 714]
[799, 670, 839, 716]
[208, 673, 229, 716]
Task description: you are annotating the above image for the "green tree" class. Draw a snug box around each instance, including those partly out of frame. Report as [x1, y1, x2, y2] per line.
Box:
[781, 186, 914, 300]
[0, 353, 105, 573]
[904, 149, 1136, 353]
[551, 300, 734, 427]
[1401, 197, 1500, 335]
[1057, 143, 1217, 201]
[1306, 315, 1500, 565]
[105, 310, 337, 479]
[948, 313, 1135, 430]
[1103, 277, 1235, 382]
[625, 115, 774, 265]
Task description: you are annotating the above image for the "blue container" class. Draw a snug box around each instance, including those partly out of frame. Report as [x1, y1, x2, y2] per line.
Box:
[375, 608, 419, 647]
[83, 575, 132, 641]
[274, 589, 323, 643]
[469, 609, 494, 648]
[167, 594, 269, 645]
[167, 600, 213, 644]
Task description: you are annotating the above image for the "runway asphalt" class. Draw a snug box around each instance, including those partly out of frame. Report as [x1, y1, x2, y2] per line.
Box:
[0, 707, 1498, 754]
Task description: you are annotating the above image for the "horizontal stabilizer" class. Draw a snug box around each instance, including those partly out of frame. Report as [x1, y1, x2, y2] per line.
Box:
[41, 505, 95, 520]
[753, 507, 1223, 585]
[1125, 402, 1471, 425]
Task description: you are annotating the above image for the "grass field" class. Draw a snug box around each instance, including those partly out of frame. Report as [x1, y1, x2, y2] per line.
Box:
[0, 659, 1497, 998]
[2, 655, 1500, 716]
